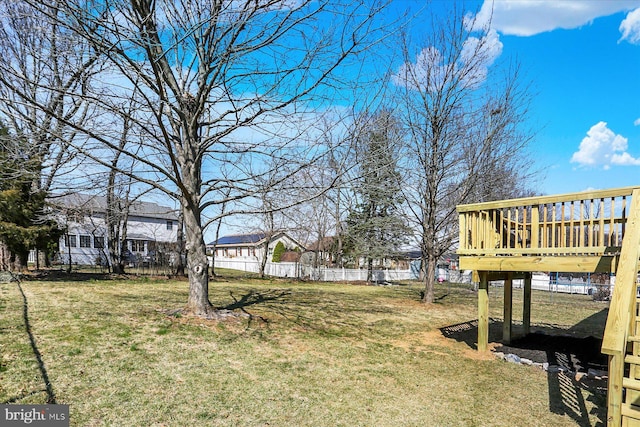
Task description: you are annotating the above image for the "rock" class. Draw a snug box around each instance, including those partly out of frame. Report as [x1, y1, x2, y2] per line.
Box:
[588, 368, 608, 379]
[505, 353, 521, 364]
[547, 365, 571, 374]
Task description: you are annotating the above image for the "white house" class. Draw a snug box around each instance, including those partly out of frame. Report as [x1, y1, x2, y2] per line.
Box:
[208, 232, 304, 264]
[50, 194, 178, 267]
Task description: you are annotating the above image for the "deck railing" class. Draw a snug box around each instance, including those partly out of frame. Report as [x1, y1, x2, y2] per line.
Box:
[457, 186, 639, 257]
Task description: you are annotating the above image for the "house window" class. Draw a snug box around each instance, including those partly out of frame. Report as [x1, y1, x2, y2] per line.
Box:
[94, 236, 105, 249]
[131, 240, 145, 252]
[66, 235, 77, 248]
[166, 220, 173, 230]
[79, 235, 91, 248]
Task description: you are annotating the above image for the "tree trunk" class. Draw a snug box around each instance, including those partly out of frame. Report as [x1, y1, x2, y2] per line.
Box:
[259, 239, 269, 278]
[175, 209, 185, 276]
[66, 233, 72, 274]
[422, 253, 436, 303]
[182, 203, 213, 316]
[367, 257, 373, 283]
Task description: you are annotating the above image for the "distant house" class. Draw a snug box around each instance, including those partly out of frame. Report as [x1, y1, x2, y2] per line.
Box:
[50, 194, 178, 267]
[208, 232, 305, 262]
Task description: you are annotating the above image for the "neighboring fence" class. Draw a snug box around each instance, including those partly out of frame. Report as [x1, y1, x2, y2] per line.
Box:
[300, 266, 415, 282]
[489, 272, 610, 296]
[212, 258, 417, 282]
[213, 258, 614, 295]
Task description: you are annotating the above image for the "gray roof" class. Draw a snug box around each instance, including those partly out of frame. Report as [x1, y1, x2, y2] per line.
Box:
[209, 233, 267, 246]
[208, 232, 306, 251]
[49, 193, 178, 221]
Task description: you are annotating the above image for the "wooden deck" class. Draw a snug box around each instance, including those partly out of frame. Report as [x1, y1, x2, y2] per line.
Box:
[456, 186, 640, 427]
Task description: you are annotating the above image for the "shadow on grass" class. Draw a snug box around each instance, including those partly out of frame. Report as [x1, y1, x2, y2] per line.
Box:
[218, 289, 293, 323]
[213, 288, 384, 335]
[23, 270, 111, 282]
[2, 282, 57, 404]
[440, 313, 608, 427]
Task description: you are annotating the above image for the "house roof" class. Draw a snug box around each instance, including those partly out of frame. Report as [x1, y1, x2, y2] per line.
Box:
[49, 193, 178, 221]
[209, 233, 267, 246]
[307, 236, 336, 251]
[208, 232, 306, 251]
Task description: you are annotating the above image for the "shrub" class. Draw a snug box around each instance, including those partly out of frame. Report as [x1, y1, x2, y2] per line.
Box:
[272, 241, 286, 262]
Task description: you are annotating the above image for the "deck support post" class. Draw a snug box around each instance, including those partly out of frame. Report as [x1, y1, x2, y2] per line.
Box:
[503, 273, 513, 344]
[478, 271, 489, 352]
[607, 354, 623, 426]
[523, 272, 532, 336]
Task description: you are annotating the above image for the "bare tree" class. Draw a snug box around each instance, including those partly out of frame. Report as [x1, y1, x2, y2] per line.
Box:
[392, 4, 535, 303]
[17, 0, 390, 316]
[0, 0, 100, 193]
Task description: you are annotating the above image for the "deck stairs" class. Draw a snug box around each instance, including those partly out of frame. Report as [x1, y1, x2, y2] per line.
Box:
[602, 189, 640, 426]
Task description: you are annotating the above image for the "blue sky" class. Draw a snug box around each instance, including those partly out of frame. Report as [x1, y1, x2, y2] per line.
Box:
[454, 0, 640, 195]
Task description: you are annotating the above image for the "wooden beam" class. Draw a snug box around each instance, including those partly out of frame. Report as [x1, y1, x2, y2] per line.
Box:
[523, 273, 532, 336]
[459, 255, 615, 273]
[503, 273, 513, 344]
[486, 271, 527, 281]
[458, 245, 618, 256]
[478, 271, 489, 352]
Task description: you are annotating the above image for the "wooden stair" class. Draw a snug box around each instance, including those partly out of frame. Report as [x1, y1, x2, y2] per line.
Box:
[602, 188, 640, 426]
[619, 296, 640, 426]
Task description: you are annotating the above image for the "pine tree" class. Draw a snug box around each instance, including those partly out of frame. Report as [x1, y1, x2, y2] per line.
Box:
[0, 127, 62, 270]
[344, 111, 409, 282]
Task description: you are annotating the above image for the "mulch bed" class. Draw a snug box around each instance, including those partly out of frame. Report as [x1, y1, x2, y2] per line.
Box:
[494, 333, 608, 373]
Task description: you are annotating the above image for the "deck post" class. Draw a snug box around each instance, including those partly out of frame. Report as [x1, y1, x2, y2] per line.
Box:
[523, 272, 532, 336]
[607, 354, 623, 427]
[478, 271, 489, 352]
[503, 273, 513, 344]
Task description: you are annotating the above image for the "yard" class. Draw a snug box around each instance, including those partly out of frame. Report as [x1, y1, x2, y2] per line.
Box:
[0, 272, 608, 426]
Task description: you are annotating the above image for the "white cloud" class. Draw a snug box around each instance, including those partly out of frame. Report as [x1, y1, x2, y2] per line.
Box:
[620, 8, 640, 44]
[612, 151, 640, 165]
[472, 0, 640, 36]
[392, 29, 503, 91]
[634, 117, 640, 126]
[571, 121, 640, 169]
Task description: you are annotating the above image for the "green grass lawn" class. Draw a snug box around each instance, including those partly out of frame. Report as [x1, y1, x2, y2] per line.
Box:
[0, 273, 608, 426]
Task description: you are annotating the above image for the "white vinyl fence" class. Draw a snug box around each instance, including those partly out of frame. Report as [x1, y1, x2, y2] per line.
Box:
[212, 258, 417, 282]
[212, 258, 612, 294]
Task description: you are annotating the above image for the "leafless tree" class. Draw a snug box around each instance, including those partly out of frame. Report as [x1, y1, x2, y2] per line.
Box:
[278, 116, 360, 269]
[17, 0, 390, 316]
[392, 4, 535, 303]
[0, 0, 100, 193]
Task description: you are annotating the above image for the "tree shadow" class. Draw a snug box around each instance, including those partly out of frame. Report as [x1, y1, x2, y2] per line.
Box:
[3, 282, 57, 404]
[216, 289, 293, 325]
[440, 310, 609, 427]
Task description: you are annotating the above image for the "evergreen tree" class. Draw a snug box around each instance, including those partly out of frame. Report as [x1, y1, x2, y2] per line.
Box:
[0, 127, 62, 270]
[272, 241, 286, 263]
[344, 111, 409, 282]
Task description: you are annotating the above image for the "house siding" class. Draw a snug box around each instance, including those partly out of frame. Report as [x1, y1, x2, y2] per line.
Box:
[52, 196, 178, 267]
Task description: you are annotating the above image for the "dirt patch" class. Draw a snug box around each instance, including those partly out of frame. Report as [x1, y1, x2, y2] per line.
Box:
[393, 330, 497, 361]
[495, 333, 608, 373]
